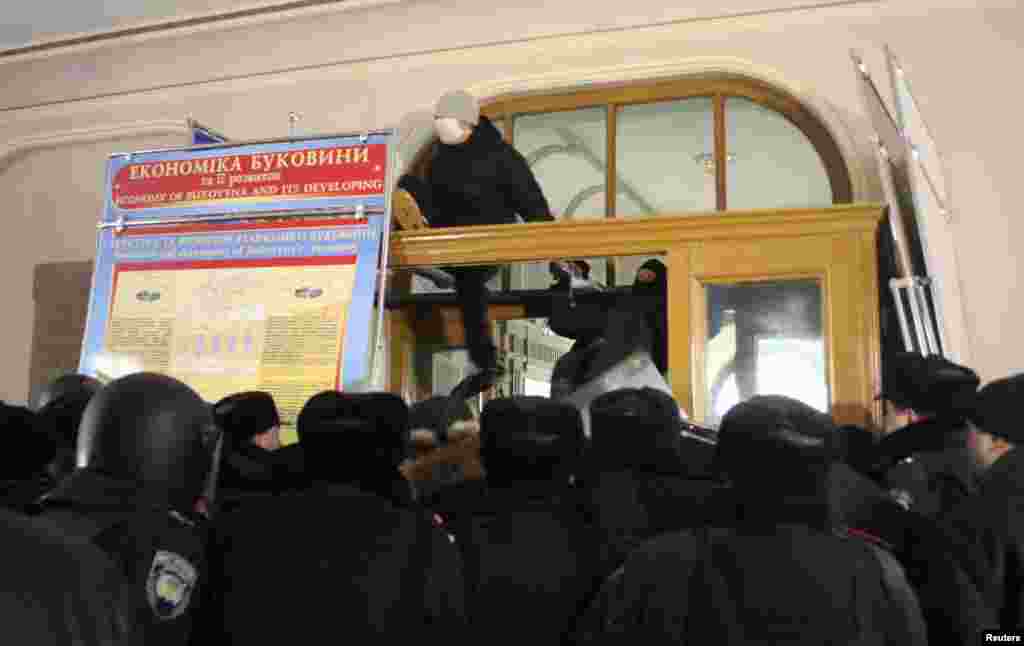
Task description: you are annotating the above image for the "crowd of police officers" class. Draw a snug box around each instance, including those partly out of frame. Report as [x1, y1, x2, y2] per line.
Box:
[0, 348, 1021, 644]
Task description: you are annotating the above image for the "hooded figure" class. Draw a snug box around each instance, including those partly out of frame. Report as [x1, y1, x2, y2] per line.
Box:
[426, 90, 555, 408]
[631, 259, 669, 375]
[36, 373, 219, 646]
[209, 391, 466, 644]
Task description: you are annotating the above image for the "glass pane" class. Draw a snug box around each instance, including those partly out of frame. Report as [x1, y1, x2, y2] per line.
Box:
[705, 279, 827, 426]
[726, 97, 832, 210]
[513, 108, 607, 290]
[616, 98, 716, 217]
[513, 108, 607, 220]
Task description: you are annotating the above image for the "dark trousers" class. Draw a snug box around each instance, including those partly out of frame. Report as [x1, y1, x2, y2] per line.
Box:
[449, 265, 500, 371]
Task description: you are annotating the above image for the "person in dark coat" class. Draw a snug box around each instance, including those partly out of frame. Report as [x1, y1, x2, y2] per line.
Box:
[631, 259, 668, 376]
[208, 391, 466, 644]
[577, 395, 926, 645]
[0, 402, 55, 511]
[875, 352, 981, 518]
[581, 387, 718, 577]
[35, 373, 220, 646]
[212, 391, 289, 513]
[0, 508, 139, 645]
[457, 396, 599, 645]
[427, 90, 554, 403]
[942, 373, 1024, 629]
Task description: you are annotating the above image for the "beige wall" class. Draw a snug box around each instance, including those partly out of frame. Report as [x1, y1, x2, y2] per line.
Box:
[0, 0, 1020, 403]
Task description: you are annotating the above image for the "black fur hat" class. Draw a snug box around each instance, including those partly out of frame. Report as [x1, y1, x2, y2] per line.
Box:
[716, 395, 838, 491]
[969, 373, 1024, 445]
[213, 391, 281, 445]
[589, 387, 681, 470]
[878, 352, 979, 417]
[480, 396, 584, 486]
[297, 391, 409, 482]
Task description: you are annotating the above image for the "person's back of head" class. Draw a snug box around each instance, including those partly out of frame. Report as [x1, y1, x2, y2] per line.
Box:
[715, 395, 838, 499]
[297, 391, 409, 499]
[480, 396, 584, 490]
[33, 374, 102, 412]
[967, 372, 1023, 471]
[880, 352, 979, 420]
[73, 372, 218, 513]
[213, 391, 281, 452]
[589, 387, 681, 472]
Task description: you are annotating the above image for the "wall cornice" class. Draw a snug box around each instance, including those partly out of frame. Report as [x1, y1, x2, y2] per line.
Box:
[0, 120, 188, 170]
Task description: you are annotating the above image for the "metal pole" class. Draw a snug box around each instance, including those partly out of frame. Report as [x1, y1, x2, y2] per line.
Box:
[889, 280, 915, 353]
[368, 131, 397, 390]
[914, 278, 940, 355]
[98, 206, 386, 230]
[906, 279, 929, 355]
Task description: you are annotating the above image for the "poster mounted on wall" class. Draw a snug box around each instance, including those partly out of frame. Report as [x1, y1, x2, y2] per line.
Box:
[80, 133, 395, 425]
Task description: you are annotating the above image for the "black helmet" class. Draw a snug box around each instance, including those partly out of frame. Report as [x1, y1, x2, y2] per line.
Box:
[34, 374, 102, 412]
[76, 373, 217, 511]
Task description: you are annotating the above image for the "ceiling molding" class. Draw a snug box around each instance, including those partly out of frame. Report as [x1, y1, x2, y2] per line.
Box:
[0, 0, 407, 63]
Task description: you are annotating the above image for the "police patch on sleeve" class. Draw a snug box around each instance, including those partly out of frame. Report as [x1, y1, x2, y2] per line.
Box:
[146, 550, 197, 621]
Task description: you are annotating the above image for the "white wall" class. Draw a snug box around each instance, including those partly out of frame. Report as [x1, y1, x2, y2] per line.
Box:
[1, 0, 1021, 402]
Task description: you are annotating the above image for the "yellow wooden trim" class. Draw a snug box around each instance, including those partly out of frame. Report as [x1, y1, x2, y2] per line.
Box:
[391, 205, 882, 266]
[667, 246, 692, 416]
[389, 204, 882, 268]
[389, 204, 882, 427]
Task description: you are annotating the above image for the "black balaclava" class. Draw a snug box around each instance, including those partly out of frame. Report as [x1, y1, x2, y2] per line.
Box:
[633, 259, 668, 375]
[297, 391, 410, 502]
[74, 373, 217, 512]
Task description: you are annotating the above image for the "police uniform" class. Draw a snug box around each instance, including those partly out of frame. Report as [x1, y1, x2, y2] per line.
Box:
[0, 507, 139, 646]
[39, 470, 208, 645]
[35, 372, 220, 646]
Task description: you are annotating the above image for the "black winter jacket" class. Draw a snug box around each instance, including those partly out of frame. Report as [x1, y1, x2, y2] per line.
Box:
[428, 116, 553, 227]
[942, 447, 1024, 629]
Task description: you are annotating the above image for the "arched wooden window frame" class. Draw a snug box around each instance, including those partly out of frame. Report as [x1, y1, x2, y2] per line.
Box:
[480, 74, 853, 213]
